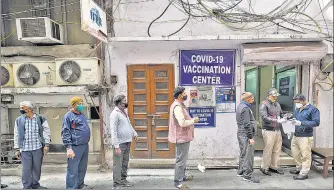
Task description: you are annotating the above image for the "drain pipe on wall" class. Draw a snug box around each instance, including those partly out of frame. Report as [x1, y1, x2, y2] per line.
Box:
[62, 0, 68, 44]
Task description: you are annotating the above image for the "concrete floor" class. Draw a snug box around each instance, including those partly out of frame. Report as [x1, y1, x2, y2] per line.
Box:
[1, 168, 333, 189]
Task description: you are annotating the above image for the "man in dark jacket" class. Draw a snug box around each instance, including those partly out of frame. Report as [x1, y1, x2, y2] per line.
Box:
[259, 88, 286, 176]
[236, 92, 260, 183]
[62, 97, 91, 189]
[289, 94, 320, 180]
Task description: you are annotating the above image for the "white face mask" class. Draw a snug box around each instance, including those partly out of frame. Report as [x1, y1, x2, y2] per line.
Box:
[295, 103, 303, 109]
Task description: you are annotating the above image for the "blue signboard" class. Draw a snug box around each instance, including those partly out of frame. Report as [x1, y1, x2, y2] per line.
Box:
[179, 50, 235, 86]
[189, 107, 215, 128]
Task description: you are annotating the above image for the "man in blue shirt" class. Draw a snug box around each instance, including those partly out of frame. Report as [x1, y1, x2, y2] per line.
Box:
[62, 97, 91, 189]
[289, 94, 320, 180]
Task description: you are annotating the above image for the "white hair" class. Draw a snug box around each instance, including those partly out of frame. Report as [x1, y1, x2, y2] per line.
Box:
[20, 101, 33, 108]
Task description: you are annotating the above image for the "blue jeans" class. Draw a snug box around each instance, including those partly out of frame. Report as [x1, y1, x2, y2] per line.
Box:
[66, 144, 89, 189]
[21, 148, 43, 189]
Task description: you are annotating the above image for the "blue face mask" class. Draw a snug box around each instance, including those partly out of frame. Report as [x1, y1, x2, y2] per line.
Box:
[20, 109, 26, 114]
[76, 105, 84, 112]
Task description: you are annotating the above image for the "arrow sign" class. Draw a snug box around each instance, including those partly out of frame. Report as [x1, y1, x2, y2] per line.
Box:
[189, 107, 215, 128]
[195, 123, 210, 125]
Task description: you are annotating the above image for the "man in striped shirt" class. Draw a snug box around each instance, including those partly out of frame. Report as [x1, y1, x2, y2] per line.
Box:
[14, 101, 51, 189]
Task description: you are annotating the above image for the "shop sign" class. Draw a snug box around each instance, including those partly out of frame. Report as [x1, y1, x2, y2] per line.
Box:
[81, 0, 108, 43]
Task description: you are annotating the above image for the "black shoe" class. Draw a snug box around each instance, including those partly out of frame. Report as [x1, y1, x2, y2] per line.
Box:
[1, 184, 8, 188]
[237, 172, 243, 177]
[260, 168, 272, 176]
[269, 168, 284, 175]
[242, 176, 260, 183]
[293, 175, 308, 180]
[112, 184, 123, 189]
[289, 168, 300, 175]
[120, 180, 133, 187]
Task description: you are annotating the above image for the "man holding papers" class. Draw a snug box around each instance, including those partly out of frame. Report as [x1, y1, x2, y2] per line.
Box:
[289, 94, 320, 180]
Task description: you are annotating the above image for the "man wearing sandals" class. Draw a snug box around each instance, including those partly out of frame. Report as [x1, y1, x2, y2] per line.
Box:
[168, 86, 199, 189]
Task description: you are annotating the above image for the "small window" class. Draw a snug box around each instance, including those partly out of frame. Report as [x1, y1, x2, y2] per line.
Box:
[90, 106, 100, 120]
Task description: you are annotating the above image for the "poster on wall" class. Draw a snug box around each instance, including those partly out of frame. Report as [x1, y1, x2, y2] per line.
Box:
[179, 50, 235, 86]
[197, 86, 215, 107]
[189, 107, 215, 128]
[189, 89, 199, 107]
[279, 76, 290, 96]
[215, 86, 236, 113]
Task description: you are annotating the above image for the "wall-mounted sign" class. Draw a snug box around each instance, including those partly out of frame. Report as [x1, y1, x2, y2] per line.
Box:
[279, 76, 290, 96]
[179, 50, 235, 86]
[189, 107, 215, 128]
[216, 87, 236, 113]
[81, 0, 108, 43]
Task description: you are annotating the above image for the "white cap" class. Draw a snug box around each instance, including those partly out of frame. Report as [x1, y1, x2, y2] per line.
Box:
[20, 101, 33, 108]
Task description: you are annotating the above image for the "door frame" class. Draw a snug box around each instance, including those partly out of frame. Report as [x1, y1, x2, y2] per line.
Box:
[127, 64, 175, 159]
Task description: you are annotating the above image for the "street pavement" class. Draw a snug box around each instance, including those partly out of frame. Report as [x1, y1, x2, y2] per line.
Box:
[1, 168, 333, 189]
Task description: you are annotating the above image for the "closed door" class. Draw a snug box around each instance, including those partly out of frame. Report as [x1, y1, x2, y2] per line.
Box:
[127, 64, 175, 159]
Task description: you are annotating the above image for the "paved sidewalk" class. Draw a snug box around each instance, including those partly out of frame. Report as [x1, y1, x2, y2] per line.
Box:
[1, 168, 333, 189]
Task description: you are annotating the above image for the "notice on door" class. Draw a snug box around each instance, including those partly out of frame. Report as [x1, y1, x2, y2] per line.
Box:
[216, 87, 236, 113]
[189, 107, 215, 128]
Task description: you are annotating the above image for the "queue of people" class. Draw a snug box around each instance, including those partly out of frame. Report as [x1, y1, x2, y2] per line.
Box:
[12, 86, 320, 189]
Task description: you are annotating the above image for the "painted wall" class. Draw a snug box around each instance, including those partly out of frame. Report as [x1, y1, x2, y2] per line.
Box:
[107, 39, 242, 166]
[113, 0, 332, 37]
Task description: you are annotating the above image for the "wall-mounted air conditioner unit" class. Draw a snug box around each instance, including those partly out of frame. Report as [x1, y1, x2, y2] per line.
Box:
[55, 58, 102, 86]
[16, 17, 64, 44]
[13, 61, 56, 88]
[0, 63, 14, 87]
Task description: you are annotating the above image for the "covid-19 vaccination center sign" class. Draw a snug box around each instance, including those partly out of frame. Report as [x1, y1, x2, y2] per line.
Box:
[179, 50, 235, 86]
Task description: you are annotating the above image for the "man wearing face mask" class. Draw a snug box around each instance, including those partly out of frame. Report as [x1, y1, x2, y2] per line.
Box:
[289, 94, 320, 180]
[259, 88, 286, 176]
[62, 97, 91, 189]
[110, 95, 138, 189]
[236, 92, 260, 183]
[14, 101, 51, 189]
[168, 86, 199, 189]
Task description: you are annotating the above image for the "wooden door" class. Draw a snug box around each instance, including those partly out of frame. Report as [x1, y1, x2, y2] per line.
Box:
[127, 64, 175, 159]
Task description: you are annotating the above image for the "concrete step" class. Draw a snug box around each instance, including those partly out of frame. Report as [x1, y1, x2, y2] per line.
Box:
[1, 164, 102, 176]
[43, 152, 101, 164]
[129, 159, 175, 169]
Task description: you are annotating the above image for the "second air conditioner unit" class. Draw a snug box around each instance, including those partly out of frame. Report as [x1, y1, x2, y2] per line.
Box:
[13, 61, 56, 88]
[16, 17, 64, 44]
[55, 58, 102, 86]
[0, 63, 14, 87]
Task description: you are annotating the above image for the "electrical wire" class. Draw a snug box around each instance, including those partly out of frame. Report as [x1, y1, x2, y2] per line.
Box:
[147, 0, 175, 37]
[0, 28, 16, 42]
[166, 0, 191, 37]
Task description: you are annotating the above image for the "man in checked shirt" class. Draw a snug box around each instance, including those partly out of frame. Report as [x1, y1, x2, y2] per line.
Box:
[14, 101, 51, 189]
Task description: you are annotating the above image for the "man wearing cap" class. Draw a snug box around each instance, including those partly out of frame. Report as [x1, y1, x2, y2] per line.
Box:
[62, 97, 91, 189]
[259, 88, 286, 176]
[14, 101, 51, 189]
[110, 95, 138, 189]
[289, 94, 320, 180]
[168, 86, 199, 189]
[236, 92, 260, 183]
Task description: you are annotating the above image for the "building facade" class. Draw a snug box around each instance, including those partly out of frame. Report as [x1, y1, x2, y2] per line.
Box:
[1, 0, 111, 165]
[106, 0, 333, 167]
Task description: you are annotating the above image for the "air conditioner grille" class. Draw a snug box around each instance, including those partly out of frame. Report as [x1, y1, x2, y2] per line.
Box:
[17, 64, 40, 86]
[0, 66, 10, 86]
[59, 61, 81, 83]
[20, 18, 46, 38]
